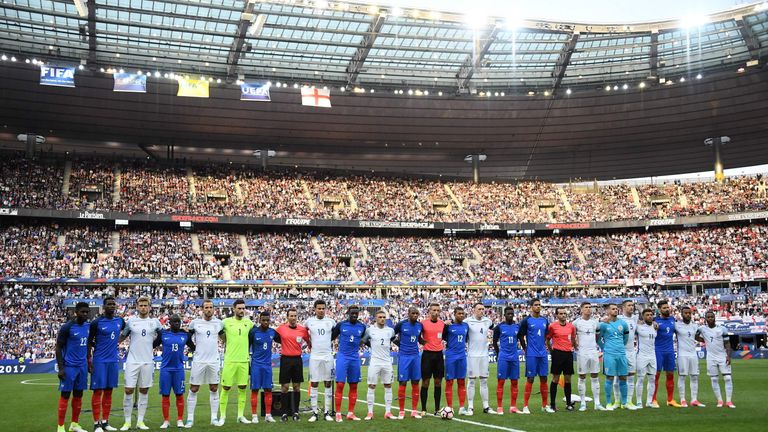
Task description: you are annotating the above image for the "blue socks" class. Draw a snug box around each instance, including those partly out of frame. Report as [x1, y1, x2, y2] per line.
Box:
[619, 380, 628, 405]
[604, 379, 613, 405]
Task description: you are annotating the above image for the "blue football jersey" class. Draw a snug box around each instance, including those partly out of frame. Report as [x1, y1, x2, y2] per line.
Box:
[654, 316, 676, 354]
[520, 316, 548, 357]
[90, 316, 125, 363]
[334, 321, 367, 358]
[158, 330, 190, 371]
[444, 322, 469, 361]
[394, 320, 423, 356]
[57, 321, 90, 367]
[249, 327, 279, 367]
[494, 322, 520, 361]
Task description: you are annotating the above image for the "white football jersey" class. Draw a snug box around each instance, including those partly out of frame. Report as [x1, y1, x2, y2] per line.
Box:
[635, 322, 657, 358]
[123, 317, 162, 364]
[675, 321, 699, 357]
[697, 325, 729, 363]
[189, 317, 223, 363]
[572, 317, 600, 356]
[619, 314, 638, 351]
[366, 325, 395, 366]
[465, 316, 494, 358]
[305, 317, 336, 360]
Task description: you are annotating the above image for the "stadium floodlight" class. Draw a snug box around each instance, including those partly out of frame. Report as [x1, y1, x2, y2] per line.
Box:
[464, 12, 487, 29]
[73, 0, 87, 18]
[391, 6, 403, 17]
[248, 14, 266, 36]
[680, 14, 708, 29]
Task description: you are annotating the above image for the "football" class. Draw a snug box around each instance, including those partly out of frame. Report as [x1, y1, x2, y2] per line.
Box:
[439, 406, 454, 420]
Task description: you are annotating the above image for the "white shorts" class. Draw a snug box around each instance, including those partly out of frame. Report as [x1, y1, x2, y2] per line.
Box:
[577, 354, 600, 375]
[309, 357, 334, 383]
[677, 356, 699, 376]
[190, 362, 221, 385]
[467, 356, 490, 378]
[625, 350, 636, 373]
[636, 355, 657, 376]
[706, 360, 732, 377]
[124, 363, 154, 389]
[367, 363, 394, 385]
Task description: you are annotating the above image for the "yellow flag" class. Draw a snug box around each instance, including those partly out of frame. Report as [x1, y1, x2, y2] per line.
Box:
[177, 77, 209, 98]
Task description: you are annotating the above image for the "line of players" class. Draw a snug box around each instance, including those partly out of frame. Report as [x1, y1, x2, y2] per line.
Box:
[54, 297, 736, 431]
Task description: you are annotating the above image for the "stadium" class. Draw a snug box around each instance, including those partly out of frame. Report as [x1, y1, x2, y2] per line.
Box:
[1, 0, 767, 431]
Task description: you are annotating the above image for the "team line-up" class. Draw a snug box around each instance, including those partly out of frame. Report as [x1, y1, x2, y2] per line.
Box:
[55, 297, 736, 431]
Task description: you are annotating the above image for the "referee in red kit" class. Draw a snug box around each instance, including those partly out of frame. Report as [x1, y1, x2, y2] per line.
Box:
[545, 307, 578, 411]
[275, 308, 310, 422]
[420, 303, 446, 417]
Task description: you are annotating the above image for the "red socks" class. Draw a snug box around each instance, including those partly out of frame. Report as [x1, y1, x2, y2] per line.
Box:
[666, 372, 675, 402]
[457, 379, 466, 407]
[251, 391, 259, 416]
[411, 385, 419, 411]
[540, 381, 548, 408]
[398, 385, 406, 412]
[524, 381, 533, 406]
[497, 379, 505, 407]
[162, 396, 170, 421]
[102, 389, 113, 422]
[264, 392, 272, 415]
[71, 396, 82, 423]
[511, 380, 519, 407]
[653, 372, 660, 401]
[348, 383, 358, 413]
[58, 396, 68, 426]
[175, 395, 184, 421]
[335, 382, 345, 413]
[445, 380, 454, 406]
[92, 390, 103, 423]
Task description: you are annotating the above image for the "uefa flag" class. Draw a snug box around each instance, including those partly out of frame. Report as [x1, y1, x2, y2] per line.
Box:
[301, 87, 331, 108]
[177, 77, 209, 98]
[240, 82, 271, 101]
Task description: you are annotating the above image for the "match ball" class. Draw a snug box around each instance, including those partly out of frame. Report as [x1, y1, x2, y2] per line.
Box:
[439, 406, 454, 420]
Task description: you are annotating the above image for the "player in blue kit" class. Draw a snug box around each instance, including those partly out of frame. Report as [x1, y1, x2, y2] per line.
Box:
[493, 306, 521, 414]
[332, 305, 367, 422]
[153, 314, 195, 429]
[248, 311, 281, 423]
[598, 303, 637, 410]
[653, 300, 682, 407]
[443, 307, 469, 414]
[393, 307, 425, 419]
[56, 302, 91, 432]
[517, 299, 552, 414]
[88, 296, 125, 432]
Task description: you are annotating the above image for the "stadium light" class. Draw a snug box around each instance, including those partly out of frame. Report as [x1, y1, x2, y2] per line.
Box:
[566, 88, 572, 95]
[696, 73, 702, 79]
[248, 14, 266, 36]
[680, 14, 708, 29]
[465, 12, 487, 29]
[73, 0, 87, 18]
[605, 85, 611, 91]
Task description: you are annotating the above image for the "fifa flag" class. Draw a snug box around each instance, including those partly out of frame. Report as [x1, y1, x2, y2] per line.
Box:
[240, 82, 271, 101]
[301, 87, 331, 108]
[177, 77, 209, 98]
[39, 65, 76, 87]
[113, 73, 147, 93]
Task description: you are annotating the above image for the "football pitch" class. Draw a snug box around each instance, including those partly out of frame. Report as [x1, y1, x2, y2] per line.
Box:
[2, 361, 766, 432]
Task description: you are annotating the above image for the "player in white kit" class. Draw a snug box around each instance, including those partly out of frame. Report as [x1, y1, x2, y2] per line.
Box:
[463, 303, 495, 416]
[696, 311, 735, 408]
[304, 299, 336, 422]
[119, 297, 162, 431]
[635, 308, 658, 408]
[572, 302, 603, 411]
[615, 300, 639, 409]
[675, 306, 704, 407]
[185, 299, 224, 427]
[362, 310, 396, 420]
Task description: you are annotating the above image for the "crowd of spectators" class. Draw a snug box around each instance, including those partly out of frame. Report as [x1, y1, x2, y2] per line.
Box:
[3, 154, 767, 223]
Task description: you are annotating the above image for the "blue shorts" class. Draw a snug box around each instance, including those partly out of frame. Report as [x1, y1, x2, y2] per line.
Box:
[656, 352, 676, 372]
[335, 356, 361, 383]
[59, 365, 88, 392]
[397, 354, 421, 382]
[525, 356, 548, 378]
[90, 362, 120, 390]
[250, 365, 273, 390]
[603, 354, 628, 377]
[445, 357, 467, 381]
[497, 358, 520, 380]
[159, 369, 186, 395]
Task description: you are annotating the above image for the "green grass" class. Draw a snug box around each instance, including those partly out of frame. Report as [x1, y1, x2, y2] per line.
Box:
[2, 361, 766, 431]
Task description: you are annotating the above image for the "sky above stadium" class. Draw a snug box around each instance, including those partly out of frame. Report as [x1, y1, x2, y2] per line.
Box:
[380, 0, 751, 23]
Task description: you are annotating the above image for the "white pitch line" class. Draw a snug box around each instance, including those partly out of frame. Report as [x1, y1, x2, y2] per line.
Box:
[302, 387, 526, 432]
[21, 378, 58, 386]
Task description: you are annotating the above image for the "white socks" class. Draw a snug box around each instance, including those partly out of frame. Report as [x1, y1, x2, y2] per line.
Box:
[384, 387, 393, 413]
[123, 393, 134, 424]
[310, 386, 319, 412]
[691, 375, 699, 401]
[711, 376, 722, 402]
[677, 376, 687, 401]
[466, 378, 475, 409]
[136, 392, 149, 423]
[636, 374, 654, 405]
[210, 391, 220, 421]
[626, 375, 635, 404]
[187, 391, 198, 422]
[590, 377, 601, 407]
[479, 378, 489, 409]
[724, 375, 733, 402]
[367, 388, 376, 414]
[578, 377, 586, 402]
[325, 387, 333, 413]
[646, 375, 655, 405]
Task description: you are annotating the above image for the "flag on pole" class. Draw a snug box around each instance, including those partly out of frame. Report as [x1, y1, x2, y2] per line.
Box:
[301, 87, 331, 108]
[177, 77, 209, 98]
